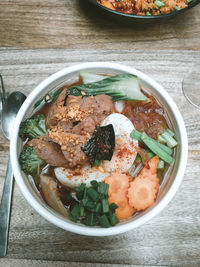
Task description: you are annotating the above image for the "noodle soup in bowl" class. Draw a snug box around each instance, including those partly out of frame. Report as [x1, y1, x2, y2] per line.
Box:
[10, 62, 188, 236]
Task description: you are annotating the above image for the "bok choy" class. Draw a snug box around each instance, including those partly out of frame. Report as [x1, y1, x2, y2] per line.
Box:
[69, 73, 147, 101]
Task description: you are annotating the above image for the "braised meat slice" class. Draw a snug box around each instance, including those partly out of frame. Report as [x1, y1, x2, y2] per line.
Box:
[80, 94, 114, 124]
[48, 130, 88, 167]
[28, 137, 68, 167]
[72, 116, 96, 136]
[46, 88, 68, 127]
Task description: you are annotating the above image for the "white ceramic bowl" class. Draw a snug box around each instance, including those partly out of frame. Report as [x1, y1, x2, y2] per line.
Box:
[10, 62, 188, 236]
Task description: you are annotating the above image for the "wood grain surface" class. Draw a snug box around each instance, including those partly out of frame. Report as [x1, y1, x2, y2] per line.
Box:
[0, 49, 200, 266]
[0, 0, 200, 265]
[0, 0, 199, 50]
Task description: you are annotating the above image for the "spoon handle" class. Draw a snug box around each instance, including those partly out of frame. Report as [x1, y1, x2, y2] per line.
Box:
[0, 158, 13, 257]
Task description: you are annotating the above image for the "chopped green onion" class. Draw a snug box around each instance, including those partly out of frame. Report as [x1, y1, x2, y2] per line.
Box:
[95, 202, 102, 214]
[158, 134, 166, 143]
[174, 6, 180, 11]
[80, 206, 85, 217]
[87, 188, 99, 201]
[146, 11, 152, 16]
[99, 214, 110, 228]
[130, 129, 141, 141]
[154, 0, 165, 7]
[85, 201, 96, 212]
[69, 205, 80, 221]
[135, 154, 142, 164]
[161, 131, 178, 148]
[83, 213, 95, 226]
[109, 203, 118, 213]
[94, 159, 101, 166]
[156, 140, 173, 155]
[98, 182, 109, 195]
[109, 213, 118, 226]
[70, 181, 118, 228]
[187, 0, 192, 3]
[131, 130, 173, 155]
[81, 198, 88, 207]
[166, 128, 175, 137]
[102, 199, 109, 213]
[141, 132, 173, 164]
[90, 180, 99, 188]
[157, 160, 165, 169]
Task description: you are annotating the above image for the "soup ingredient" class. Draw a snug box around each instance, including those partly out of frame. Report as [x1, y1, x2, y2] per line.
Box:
[69, 181, 118, 227]
[123, 96, 168, 139]
[128, 178, 158, 211]
[130, 129, 174, 164]
[19, 146, 46, 178]
[105, 172, 131, 196]
[109, 195, 135, 221]
[131, 129, 173, 155]
[40, 174, 69, 218]
[19, 114, 47, 139]
[79, 72, 126, 113]
[81, 124, 115, 165]
[28, 137, 68, 167]
[157, 160, 165, 169]
[138, 156, 159, 184]
[105, 172, 135, 220]
[141, 132, 173, 164]
[127, 156, 160, 210]
[34, 88, 63, 109]
[68, 74, 147, 101]
[160, 129, 178, 148]
[80, 71, 106, 84]
[102, 113, 138, 172]
[54, 164, 109, 188]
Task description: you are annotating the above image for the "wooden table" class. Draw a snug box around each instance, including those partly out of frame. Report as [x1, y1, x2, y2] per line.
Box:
[0, 1, 200, 266]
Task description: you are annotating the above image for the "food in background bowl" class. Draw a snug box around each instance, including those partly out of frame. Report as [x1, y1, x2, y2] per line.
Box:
[18, 71, 178, 228]
[96, 0, 189, 16]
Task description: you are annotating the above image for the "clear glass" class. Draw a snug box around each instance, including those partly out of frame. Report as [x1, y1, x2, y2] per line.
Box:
[182, 64, 200, 110]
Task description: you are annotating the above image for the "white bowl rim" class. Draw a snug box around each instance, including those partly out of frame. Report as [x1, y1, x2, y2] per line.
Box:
[10, 62, 188, 236]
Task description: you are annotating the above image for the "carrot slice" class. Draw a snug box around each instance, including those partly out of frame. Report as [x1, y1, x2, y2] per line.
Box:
[127, 178, 157, 211]
[138, 156, 160, 183]
[109, 194, 136, 221]
[104, 172, 132, 197]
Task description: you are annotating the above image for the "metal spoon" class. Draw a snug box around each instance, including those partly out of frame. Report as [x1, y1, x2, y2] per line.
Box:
[0, 91, 26, 257]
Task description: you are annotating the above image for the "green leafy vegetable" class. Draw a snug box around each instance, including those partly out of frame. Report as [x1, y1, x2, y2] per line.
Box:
[19, 146, 47, 180]
[68, 74, 147, 101]
[80, 71, 106, 84]
[81, 125, 115, 165]
[34, 88, 63, 109]
[19, 114, 47, 139]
